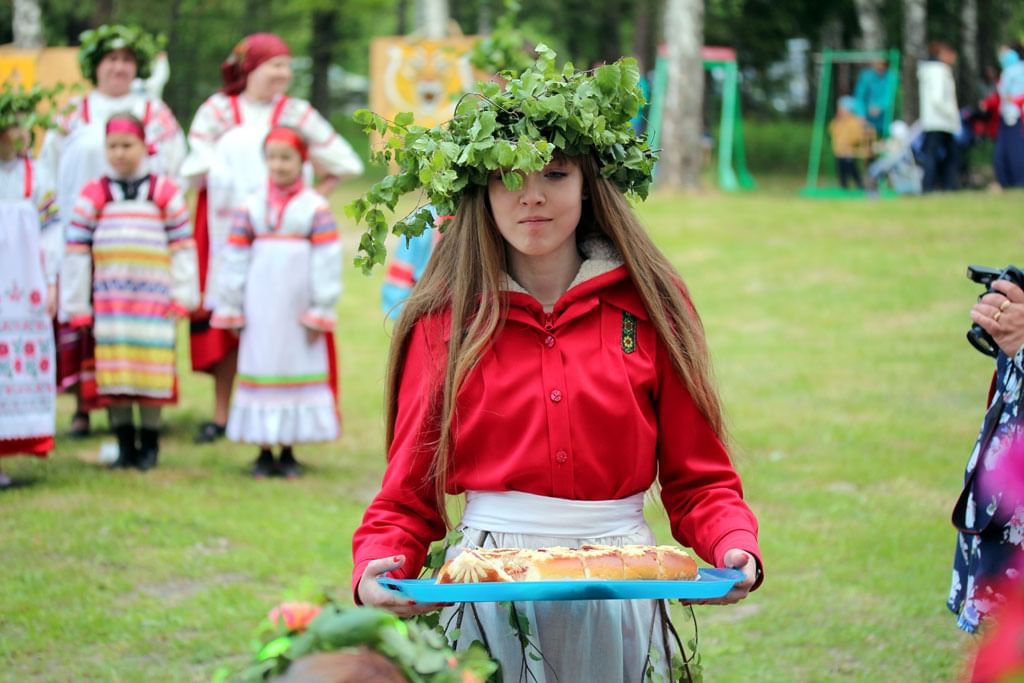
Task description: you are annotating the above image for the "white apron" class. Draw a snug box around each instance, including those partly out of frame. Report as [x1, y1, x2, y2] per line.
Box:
[227, 236, 338, 445]
[0, 180, 57, 447]
[440, 492, 683, 683]
[203, 97, 314, 309]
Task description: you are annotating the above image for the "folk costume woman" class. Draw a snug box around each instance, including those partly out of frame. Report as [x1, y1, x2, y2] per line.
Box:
[181, 32, 362, 445]
[210, 127, 342, 479]
[351, 49, 762, 682]
[61, 114, 199, 471]
[0, 87, 61, 487]
[39, 24, 187, 437]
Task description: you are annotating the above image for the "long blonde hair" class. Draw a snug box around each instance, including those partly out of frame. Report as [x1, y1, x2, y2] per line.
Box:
[384, 154, 725, 527]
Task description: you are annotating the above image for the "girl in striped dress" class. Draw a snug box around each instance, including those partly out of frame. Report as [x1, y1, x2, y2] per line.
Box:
[211, 127, 341, 478]
[61, 114, 199, 470]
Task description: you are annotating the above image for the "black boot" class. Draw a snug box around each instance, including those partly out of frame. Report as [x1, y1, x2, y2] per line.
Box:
[277, 446, 303, 479]
[111, 424, 137, 469]
[250, 448, 276, 479]
[136, 428, 159, 471]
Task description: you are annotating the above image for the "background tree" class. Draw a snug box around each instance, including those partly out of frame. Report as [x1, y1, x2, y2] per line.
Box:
[13, 0, 43, 49]
[631, 0, 657, 74]
[960, 0, 978, 104]
[309, 7, 339, 113]
[901, 0, 926, 123]
[417, 0, 449, 38]
[853, 0, 885, 51]
[657, 0, 705, 190]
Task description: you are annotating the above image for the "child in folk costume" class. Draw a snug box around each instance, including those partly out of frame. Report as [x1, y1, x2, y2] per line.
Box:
[380, 217, 444, 321]
[61, 114, 199, 471]
[352, 51, 762, 682]
[210, 127, 342, 479]
[0, 87, 61, 488]
[181, 32, 363, 445]
[39, 24, 186, 438]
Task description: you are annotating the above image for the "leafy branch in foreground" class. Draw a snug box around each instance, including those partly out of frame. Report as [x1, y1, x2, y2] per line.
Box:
[346, 43, 656, 274]
[216, 597, 498, 682]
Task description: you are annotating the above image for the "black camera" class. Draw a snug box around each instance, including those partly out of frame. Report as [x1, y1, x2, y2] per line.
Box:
[966, 265, 1024, 357]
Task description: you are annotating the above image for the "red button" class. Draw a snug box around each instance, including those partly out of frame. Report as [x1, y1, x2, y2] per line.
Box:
[555, 450, 568, 464]
[550, 389, 562, 403]
[544, 335, 556, 348]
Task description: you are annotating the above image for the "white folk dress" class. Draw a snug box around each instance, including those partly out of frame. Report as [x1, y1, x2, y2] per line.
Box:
[180, 93, 362, 311]
[0, 158, 58, 456]
[211, 184, 342, 445]
[61, 174, 199, 401]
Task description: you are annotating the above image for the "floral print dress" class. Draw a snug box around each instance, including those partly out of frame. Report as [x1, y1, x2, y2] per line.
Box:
[948, 348, 1024, 633]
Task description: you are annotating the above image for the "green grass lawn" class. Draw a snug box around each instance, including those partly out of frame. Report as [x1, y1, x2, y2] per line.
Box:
[1, 180, 1019, 681]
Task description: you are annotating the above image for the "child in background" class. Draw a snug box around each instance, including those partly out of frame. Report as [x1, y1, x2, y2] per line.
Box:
[829, 95, 876, 189]
[868, 120, 924, 194]
[0, 89, 60, 488]
[61, 113, 199, 471]
[211, 127, 341, 479]
[380, 209, 451, 320]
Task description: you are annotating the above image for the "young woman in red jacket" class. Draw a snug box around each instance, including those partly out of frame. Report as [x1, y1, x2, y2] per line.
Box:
[351, 51, 763, 682]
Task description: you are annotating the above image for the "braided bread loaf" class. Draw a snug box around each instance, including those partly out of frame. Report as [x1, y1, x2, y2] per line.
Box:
[437, 544, 698, 583]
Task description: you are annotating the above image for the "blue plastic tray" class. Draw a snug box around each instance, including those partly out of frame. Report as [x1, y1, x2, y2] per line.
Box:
[378, 568, 743, 603]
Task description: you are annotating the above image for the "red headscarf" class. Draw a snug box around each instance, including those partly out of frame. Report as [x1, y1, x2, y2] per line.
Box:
[220, 33, 291, 96]
[265, 126, 308, 161]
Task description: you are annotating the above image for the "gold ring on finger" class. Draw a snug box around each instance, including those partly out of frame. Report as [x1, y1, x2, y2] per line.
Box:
[994, 311, 1002, 322]
[1001, 300, 1012, 312]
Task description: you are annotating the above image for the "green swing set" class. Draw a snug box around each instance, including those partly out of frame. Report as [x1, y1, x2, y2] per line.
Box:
[645, 46, 756, 192]
[801, 47, 902, 198]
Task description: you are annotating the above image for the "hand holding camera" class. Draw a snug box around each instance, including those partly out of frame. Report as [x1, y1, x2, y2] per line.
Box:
[967, 265, 1024, 358]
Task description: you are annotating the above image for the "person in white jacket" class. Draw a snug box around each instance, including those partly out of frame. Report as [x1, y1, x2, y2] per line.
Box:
[917, 41, 961, 192]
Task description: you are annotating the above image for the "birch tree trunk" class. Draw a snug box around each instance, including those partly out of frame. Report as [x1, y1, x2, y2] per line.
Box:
[902, 0, 927, 123]
[656, 0, 704, 190]
[417, 0, 450, 39]
[13, 0, 43, 49]
[853, 0, 886, 51]
[960, 0, 979, 104]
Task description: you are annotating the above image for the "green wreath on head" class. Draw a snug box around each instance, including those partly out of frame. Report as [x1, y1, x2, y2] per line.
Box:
[77, 24, 166, 83]
[346, 44, 656, 274]
[0, 83, 69, 147]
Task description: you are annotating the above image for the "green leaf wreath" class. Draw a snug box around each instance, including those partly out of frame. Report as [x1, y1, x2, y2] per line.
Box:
[0, 83, 71, 148]
[77, 24, 166, 83]
[346, 44, 655, 274]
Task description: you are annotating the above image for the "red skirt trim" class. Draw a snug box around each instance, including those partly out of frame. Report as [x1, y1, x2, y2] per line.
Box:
[56, 322, 104, 411]
[189, 186, 240, 374]
[325, 331, 341, 426]
[0, 436, 53, 458]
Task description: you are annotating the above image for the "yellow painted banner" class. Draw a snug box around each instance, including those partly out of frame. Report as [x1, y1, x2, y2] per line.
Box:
[369, 36, 486, 131]
[0, 45, 88, 152]
[0, 53, 37, 88]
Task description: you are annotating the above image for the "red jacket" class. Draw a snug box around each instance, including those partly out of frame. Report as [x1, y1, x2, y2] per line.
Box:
[352, 256, 762, 590]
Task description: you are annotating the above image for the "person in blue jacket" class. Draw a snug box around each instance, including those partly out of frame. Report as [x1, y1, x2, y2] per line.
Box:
[380, 209, 449, 320]
[854, 59, 893, 138]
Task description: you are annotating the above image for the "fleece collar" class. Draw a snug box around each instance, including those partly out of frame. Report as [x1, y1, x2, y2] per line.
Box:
[503, 236, 650, 324]
[502, 235, 624, 297]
